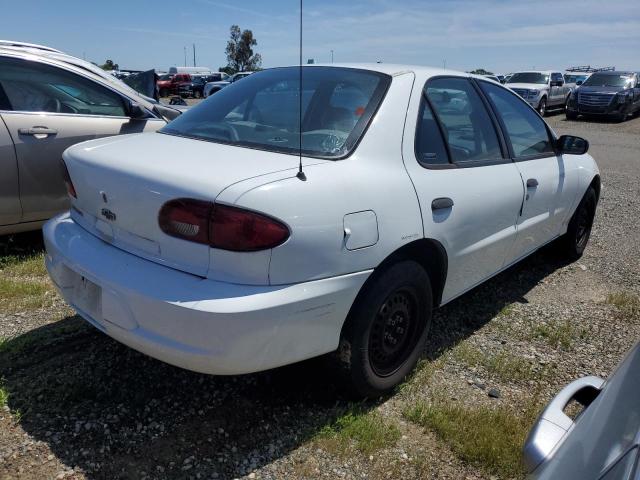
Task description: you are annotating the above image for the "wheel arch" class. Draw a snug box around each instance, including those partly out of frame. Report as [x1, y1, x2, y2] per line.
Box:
[338, 238, 448, 348]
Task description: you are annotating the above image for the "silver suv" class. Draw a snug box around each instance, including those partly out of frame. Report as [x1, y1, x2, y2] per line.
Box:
[0, 45, 181, 235]
[506, 71, 571, 116]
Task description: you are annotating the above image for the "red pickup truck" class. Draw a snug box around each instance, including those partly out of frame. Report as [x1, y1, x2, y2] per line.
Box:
[157, 73, 192, 97]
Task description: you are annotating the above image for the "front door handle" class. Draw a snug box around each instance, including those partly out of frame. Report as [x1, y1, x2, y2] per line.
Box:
[18, 126, 58, 138]
[431, 197, 454, 211]
[526, 178, 539, 188]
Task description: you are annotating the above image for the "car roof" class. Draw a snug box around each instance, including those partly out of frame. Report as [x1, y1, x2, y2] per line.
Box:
[0, 46, 158, 108]
[295, 63, 486, 81]
[510, 70, 556, 74]
[0, 39, 63, 53]
[591, 70, 634, 76]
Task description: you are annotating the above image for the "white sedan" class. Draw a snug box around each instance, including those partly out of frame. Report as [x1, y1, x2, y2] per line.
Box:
[44, 64, 599, 397]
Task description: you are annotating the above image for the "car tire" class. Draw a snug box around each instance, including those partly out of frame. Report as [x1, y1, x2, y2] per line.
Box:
[335, 260, 433, 398]
[538, 97, 547, 116]
[159, 88, 169, 98]
[566, 110, 578, 120]
[558, 187, 597, 261]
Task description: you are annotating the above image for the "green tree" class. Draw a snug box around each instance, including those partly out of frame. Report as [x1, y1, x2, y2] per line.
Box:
[469, 68, 494, 75]
[224, 25, 262, 73]
[100, 59, 119, 71]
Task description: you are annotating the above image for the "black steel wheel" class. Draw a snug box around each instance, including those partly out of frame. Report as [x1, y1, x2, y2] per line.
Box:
[368, 288, 420, 377]
[335, 260, 432, 398]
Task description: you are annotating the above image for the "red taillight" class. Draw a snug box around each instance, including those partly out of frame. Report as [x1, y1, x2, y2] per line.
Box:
[158, 199, 289, 252]
[210, 203, 290, 251]
[60, 160, 77, 198]
[158, 198, 211, 244]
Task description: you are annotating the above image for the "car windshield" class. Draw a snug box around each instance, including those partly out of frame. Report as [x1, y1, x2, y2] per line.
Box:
[565, 74, 588, 84]
[508, 73, 549, 85]
[159, 74, 173, 81]
[582, 73, 633, 88]
[160, 66, 390, 158]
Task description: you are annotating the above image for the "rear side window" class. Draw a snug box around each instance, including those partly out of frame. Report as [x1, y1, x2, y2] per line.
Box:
[161, 67, 390, 159]
[0, 56, 126, 116]
[479, 81, 554, 159]
[425, 77, 502, 164]
[415, 98, 449, 166]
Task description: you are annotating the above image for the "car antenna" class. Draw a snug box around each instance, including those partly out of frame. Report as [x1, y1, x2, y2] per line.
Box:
[296, 0, 307, 181]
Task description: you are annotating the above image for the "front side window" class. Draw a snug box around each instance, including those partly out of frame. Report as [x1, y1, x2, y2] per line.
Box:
[0, 56, 127, 116]
[480, 81, 554, 159]
[161, 67, 390, 158]
[508, 72, 550, 85]
[425, 77, 502, 164]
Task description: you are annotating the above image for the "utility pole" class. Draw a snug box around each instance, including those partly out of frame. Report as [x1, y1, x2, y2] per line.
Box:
[184, 47, 187, 67]
[331, 49, 334, 63]
[193, 44, 196, 67]
[443, 59, 446, 70]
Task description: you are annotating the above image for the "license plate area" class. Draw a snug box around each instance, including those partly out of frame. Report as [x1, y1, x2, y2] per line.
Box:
[73, 275, 102, 319]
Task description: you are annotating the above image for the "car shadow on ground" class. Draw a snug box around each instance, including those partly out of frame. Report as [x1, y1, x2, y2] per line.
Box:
[0, 235, 569, 479]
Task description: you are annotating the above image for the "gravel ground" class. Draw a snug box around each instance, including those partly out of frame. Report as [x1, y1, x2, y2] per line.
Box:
[0, 112, 639, 480]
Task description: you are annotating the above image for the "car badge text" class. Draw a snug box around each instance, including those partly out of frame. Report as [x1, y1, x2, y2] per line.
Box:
[101, 208, 116, 221]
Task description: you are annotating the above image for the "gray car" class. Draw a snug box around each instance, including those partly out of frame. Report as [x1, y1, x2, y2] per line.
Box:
[0, 45, 181, 235]
[524, 341, 640, 479]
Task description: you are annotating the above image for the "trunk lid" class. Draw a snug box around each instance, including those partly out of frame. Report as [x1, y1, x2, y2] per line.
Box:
[64, 132, 302, 276]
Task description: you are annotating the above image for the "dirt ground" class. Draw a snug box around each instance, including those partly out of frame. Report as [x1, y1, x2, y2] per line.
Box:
[1, 112, 639, 480]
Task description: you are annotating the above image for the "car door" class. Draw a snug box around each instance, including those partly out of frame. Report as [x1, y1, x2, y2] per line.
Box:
[0, 55, 165, 223]
[549, 73, 563, 107]
[478, 80, 579, 264]
[0, 110, 21, 226]
[402, 76, 525, 303]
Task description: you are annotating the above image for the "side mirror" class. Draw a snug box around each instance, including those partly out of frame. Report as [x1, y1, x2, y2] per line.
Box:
[576, 80, 583, 86]
[128, 102, 147, 120]
[557, 135, 589, 155]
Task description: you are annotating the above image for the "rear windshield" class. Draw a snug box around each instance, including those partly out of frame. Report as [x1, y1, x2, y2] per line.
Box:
[582, 73, 633, 88]
[160, 66, 391, 159]
[507, 72, 549, 85]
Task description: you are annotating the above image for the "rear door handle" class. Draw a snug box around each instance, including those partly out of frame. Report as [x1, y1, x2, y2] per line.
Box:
[18, 126, 58, 137]
[431, 197, 454, 211]
[526, 178, 539, 188]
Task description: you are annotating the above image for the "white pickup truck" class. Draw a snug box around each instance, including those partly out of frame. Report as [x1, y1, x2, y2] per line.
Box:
[506, 71, 571, 116]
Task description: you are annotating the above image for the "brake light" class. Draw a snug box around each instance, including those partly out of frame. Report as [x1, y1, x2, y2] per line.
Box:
[158, 199, 289, 252]
[60, 160, 77, 198]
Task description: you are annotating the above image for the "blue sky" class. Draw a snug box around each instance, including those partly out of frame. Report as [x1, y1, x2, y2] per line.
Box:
[1, 0, 638, 73]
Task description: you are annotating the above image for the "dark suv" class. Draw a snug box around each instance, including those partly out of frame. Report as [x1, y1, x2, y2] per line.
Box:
[567, 71, 640, 121]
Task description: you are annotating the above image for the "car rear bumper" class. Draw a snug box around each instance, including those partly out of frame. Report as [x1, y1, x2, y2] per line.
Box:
[43, 213, 370, 375]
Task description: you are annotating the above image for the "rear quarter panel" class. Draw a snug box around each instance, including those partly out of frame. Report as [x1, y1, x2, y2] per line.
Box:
[217, 72, 424, 285]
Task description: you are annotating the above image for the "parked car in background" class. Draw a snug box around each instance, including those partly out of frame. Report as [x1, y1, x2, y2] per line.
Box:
[564, 72, 591, 87]
[168, 66, 214, 76]
[483, 74, 501, 83]
[0, 46, 181, 235]
[179, 74, 227, 98]
[179, 76, 206, 98]
[507, 71, 571, 116]
[203, 71, 253, 97]
[45, 64, 599, 397]
[524, 342, 640, 479]
[503, 73, 514, 83]
[496, 74, 505, 83]
[157, 73, 192, 97]
[566, 71, 640, 121]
